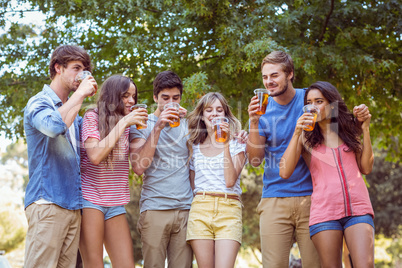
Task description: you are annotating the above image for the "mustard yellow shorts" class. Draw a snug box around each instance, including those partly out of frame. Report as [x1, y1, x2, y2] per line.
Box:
[186, 192, 242, 244]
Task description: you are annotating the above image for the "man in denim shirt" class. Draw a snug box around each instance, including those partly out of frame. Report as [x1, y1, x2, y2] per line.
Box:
[23, 45, 97, 268]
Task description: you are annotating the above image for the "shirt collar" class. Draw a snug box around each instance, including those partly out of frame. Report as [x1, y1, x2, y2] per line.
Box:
[43, 85, 63, 107]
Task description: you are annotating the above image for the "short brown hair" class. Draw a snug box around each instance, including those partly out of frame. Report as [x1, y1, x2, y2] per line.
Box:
[261, 51, 295, 83]
[49, 45, 92, 79]
[153, 71, 183, 98]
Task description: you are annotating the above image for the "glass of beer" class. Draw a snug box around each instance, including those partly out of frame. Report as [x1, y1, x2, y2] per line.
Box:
[131, 104, 148, 130]
[211, 117, 229, 143]
[254, 88, 269, 115]
[75, 71, 97, 96]
[302, 104, 320, 131]
[164, 102, 180, 128]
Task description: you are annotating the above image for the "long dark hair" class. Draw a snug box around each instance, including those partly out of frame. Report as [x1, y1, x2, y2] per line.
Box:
[86, 75, 137, 166]
[97, 75, 137, 140]
[304, 81, 362, 153]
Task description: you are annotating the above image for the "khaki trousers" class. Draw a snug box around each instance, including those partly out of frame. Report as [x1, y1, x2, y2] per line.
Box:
[137, 210, 193, 268]
[24, 203, 81, 268]
[257, 196, 321, 268]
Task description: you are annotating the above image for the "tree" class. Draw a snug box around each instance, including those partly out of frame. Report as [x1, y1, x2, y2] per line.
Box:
[0, 0, 400, 160]
[1, 0, 401, 264]
[366, 149, 402, 238]
[0, 210, 26, 252]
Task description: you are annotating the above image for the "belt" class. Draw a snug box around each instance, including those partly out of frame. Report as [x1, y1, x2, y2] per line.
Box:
[195, 192, 241, 202]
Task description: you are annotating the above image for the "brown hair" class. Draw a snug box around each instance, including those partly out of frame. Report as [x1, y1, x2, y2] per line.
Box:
[86, 75, 137, 168]
[304, 81, 362, 153]
[49, 45, 92, 79]
[153, 71, 183, 98]
[187, 92, 241, 159]
[261, 51, 295, 83]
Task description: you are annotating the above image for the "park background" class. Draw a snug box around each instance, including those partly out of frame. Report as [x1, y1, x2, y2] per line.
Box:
[0, 0, 401, 267]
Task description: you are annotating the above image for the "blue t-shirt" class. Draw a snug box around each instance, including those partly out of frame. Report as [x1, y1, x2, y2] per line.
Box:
[258, 88, 313, 198]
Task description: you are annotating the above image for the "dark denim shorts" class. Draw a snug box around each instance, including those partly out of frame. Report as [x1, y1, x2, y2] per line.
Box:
[309, 214, 374, 237]
[82, 198, 126, 220]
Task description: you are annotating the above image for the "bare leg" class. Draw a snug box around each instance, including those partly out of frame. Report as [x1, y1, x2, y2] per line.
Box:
[79, 208, 105, 268]
[104, 214, 136, 268]
[311, 230, 343, 268]
[190, 239, 215, 268]
[215, 240, 240, 268]
[344, 223, 374, 268]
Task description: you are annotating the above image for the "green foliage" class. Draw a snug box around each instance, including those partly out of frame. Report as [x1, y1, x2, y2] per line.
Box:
[366, 149, 402, 237]
[0, 210, 26, 252]
[126, 171, 143, 264]
[1, 0, 401, 263]
[1, 1, 400, 162]
[375, 232, 402, 267]
[241, 170, 263, 251]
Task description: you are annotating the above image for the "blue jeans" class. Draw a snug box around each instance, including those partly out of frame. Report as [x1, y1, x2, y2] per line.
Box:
[82, 198, 126, 220]
[309, 214, 374, 237]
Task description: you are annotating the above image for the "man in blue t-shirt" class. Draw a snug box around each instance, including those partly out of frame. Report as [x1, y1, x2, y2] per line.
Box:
[247, 51, 321, 267]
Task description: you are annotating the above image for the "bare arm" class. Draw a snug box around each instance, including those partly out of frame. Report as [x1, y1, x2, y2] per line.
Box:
[130, 107, 179, 175]
[280, 113, 313, 179]
[355, 111, 374, 175]
[223, 145, 247, 188]
[58, 76, 97, 128]
[189, 170, 195, 191]
[85, 109, 148, 165]
[246, 96, 266, 167]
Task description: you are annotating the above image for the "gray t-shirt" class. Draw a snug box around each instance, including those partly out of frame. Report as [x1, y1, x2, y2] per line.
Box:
[130, 114, 193, 213]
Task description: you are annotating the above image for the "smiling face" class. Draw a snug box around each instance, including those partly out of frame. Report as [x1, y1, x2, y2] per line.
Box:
[306, 89, 332, 122]
[122, 83, 137, 115]
[261, 63, 293, 97]
[202, 99, 226, 129]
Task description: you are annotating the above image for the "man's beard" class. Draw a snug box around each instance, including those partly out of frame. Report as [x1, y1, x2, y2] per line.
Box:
[269, 82, 289, 97]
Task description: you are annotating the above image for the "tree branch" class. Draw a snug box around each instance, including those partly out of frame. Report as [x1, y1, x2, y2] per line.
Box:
[318, 0, 334, 42]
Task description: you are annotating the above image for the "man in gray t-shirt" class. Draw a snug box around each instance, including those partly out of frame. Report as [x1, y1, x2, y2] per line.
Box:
[130, 71, 193, 268]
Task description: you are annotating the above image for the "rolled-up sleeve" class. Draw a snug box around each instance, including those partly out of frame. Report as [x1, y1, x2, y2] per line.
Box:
[25, 96, 67, 138]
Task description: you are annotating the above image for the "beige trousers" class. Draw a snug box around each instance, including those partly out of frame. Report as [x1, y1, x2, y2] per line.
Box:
[24, 203, 81, 268]
[137, 209, 193, 268]
[257, 196, 321, 268]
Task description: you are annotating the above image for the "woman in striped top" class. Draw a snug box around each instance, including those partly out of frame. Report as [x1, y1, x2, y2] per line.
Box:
[280, 81, 374, 268]
[186, 92, 247, 268]
[79, 75, 148, 267]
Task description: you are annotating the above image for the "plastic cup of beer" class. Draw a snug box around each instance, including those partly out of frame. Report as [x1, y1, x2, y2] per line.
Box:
[302, 104, 320, 131]
[164, 102, 180, 128]
[211, 117, 229, 143]
[75, 70, 97, 96]
[131, 104, 148, 130]
[254, 88, 269, 115]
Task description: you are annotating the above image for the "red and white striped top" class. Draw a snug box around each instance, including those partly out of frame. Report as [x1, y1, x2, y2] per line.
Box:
[80, 110, 130, 206]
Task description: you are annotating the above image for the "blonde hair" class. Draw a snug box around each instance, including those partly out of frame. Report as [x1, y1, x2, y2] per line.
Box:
[261, 51, 295, 83]
[187, 92, 241, 159]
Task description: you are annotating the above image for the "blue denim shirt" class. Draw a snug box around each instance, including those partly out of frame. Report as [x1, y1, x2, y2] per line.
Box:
[24, 85, 82, 210]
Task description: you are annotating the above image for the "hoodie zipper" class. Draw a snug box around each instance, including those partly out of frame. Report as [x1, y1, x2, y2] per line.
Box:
[331, 147, 353, 217]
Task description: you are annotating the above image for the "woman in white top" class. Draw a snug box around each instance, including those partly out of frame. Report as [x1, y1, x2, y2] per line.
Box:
[186, 92, 247, 268]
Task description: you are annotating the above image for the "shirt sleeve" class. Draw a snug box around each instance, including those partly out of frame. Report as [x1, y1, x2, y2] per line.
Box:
[129, 125, 148, 142]
[230, 140, 246, 156]
[258, 116, 268, 137]
[25, 95, 67, 138]
[82, 111, 100, 143]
